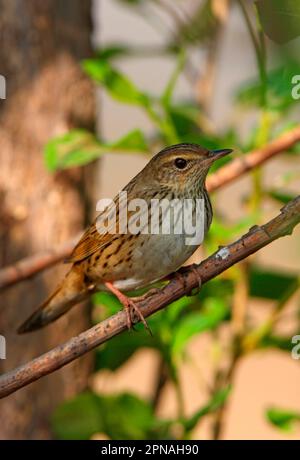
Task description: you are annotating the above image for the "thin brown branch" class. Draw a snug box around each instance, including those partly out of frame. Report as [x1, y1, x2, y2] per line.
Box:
[206, 125, 300, 192]
[0, 237, 80, 291]
[0, 125, 299, 292]
[0, 195, 299, 399]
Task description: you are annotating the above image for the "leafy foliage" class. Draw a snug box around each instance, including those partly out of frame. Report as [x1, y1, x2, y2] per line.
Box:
[52, 392, 172, 440]
[235, 61, 300, 111]
[256, 0, 300, 44]
[45, 129, 148, 171]
[170, 298, 229, 361]
[83, 59, 151, 107]
[249, 266, 299, 301]
[181, 387, 231, 434]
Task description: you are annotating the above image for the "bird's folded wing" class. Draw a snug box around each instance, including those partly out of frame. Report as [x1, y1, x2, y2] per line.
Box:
[66, 183, 148, 264]
[65, 222, 115, 263]
[65, 199, 120, 263]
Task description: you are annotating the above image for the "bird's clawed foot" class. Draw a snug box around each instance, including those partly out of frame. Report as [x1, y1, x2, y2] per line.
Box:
[105, 282, 152, 335]
[123, 296, 152, 335]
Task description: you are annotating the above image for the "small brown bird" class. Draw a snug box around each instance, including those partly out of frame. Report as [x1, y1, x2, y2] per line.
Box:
[18, 143, 232, 334]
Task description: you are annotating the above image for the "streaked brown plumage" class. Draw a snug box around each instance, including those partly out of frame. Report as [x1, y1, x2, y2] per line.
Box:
[18, 143, 232, 333]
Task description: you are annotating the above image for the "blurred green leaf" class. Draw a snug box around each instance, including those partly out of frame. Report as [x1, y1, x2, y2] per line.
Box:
[45, 129, 104, 171]
[52, 392, 104, 440]
[175, 0, 219, 45]
[171, 298, 229, 359]
[45, 129, 148, 171]
[249, 266, 298, 300]
[266, 407, 300, 432]
[235, 62, 300, 111]
[83, 59, 151, 107]
[198, 278, 234, 301]
[209, 214, 259, 244]
[97, 44, 132, 61]
[267, 189, 298, 205]
[256, 0, 300, 44]
[93, 291, 122, 316]
[260, 334, 295, 352]
[182, 386, 231, 433]
[109, 129, 148, 151]
[52, 392, 171, 440]
[167, 103, 200, 138]
[95, 331, 156, 371]
[160, 295, 195, 325]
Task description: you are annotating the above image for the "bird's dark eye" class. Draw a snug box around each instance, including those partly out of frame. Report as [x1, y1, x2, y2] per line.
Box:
[174, 158, 187, 169]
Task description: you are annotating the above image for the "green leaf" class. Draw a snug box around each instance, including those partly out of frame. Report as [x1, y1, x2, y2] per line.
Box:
[198, 278, 234, 301]
[100, 393, 156, 439]
[175, 0, 219, 45]
[171, 298, 229, 359]
[209, 214, 259, 243]
[82, 59, 150, 107]
[52, 392, 171, 440]
[45, 129, 105, 171]
[93, 291, 122, 316]
[266, 189, 298, 205]
[51, 392, 105, 440]
[260, 334, 296, 352]
[249, 266, 298, 300]
[109, 129, 148, 152]
[256, 0, 300, 44]
[95, 331, 156, 372]
[97, 44, 131, 61]
[167, 103, 200, 137]
[45, 129, 148, 171]
[235, 62, 300, 111]
[266, 407, 300, 432]
[182, 386, 231, 433]
[161, 296, 195, 325]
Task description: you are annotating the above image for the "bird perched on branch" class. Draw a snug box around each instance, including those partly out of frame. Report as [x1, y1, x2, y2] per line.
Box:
[18, 143, 232, 334]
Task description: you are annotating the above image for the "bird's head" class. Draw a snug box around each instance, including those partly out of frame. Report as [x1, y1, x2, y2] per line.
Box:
[144, 143, 233, 194]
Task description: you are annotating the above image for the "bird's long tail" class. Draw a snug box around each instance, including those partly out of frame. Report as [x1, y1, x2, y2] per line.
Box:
[17, 264, 92, 334]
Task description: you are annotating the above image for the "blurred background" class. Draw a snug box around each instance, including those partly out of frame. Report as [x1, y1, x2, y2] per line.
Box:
[0, 0, 300, 440]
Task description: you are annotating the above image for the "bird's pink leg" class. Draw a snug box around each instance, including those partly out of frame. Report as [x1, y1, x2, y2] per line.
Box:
[105, 282, 150, 332]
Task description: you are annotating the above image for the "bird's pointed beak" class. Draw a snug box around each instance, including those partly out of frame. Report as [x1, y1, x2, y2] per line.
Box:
[208, 148, 233, 162]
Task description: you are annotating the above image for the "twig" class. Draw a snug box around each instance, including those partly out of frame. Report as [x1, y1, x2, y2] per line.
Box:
[0, 237, 80, 291]
[206, 125, 300, 192]
[0, 125, 299, 292]
[0, 195, 299, 399]
[151, 356, 168, 409]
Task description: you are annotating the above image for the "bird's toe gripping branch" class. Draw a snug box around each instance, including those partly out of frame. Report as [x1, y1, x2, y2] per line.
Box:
[105, 281, 152, 334]
[174, 263, 202, 296]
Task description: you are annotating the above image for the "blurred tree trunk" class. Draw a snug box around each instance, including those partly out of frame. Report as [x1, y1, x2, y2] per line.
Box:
[0, 0, 96, 439]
